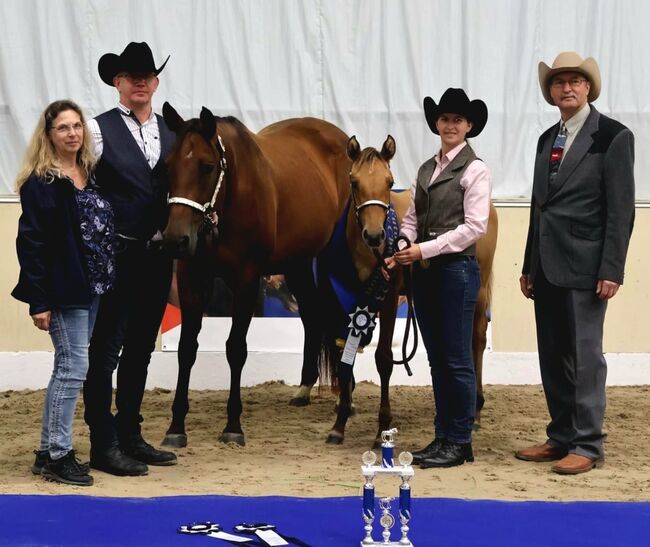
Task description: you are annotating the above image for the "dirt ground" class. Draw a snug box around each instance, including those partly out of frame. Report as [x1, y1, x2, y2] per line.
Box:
[1, 382, 649, 501]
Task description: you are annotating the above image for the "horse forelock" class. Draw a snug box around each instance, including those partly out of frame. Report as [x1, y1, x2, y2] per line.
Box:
[354, 148, 387, 174]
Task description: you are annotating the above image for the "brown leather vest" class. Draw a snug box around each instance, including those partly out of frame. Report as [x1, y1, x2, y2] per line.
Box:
[414, 144, 478, 256]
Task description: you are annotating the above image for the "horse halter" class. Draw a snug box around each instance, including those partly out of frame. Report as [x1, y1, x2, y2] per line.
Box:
[167, 134, 228, 228]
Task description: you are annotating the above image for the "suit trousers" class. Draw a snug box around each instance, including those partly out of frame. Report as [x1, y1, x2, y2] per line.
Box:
[83, 243, 172, 451]
[533, 267, 608, 459]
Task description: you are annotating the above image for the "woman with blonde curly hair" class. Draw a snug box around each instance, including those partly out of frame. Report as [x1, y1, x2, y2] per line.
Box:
[12, 100, 115, 486]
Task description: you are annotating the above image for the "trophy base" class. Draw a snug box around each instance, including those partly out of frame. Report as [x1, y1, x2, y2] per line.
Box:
[360, 541, 413, 546]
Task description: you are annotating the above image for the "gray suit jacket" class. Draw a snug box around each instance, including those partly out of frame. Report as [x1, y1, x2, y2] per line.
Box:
[522, 105, 635, 289]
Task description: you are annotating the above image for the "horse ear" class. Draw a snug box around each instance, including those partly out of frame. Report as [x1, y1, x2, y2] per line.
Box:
[347, 135, 361, 162]
[200, 106, 217, 143]
[380, 135, 396, 162]
[162, 102, 184, 133]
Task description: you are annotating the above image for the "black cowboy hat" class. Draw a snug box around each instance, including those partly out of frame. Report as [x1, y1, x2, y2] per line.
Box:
[98, 42, 170, 86]
[423, 88, 488, 138]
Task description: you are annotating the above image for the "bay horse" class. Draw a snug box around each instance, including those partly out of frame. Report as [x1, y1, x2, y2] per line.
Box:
[317, 136, 498, 445]
[159, 103, 350, 447]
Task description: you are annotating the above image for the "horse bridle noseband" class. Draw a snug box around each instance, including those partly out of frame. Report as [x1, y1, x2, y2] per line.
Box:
[167, 134, 228, 228]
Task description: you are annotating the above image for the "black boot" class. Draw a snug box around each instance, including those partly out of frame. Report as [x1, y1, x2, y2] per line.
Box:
[90, 446, 149, 476]
[420, 441, 474, 468]
[122, 436, 177, 466]
[411, 438, 446, 465]
[41, 450, 94, 486]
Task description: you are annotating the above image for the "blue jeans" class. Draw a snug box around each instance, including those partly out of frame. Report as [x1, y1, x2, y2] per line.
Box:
[412, 256, 480, 444]
[40, 297, 100, 459]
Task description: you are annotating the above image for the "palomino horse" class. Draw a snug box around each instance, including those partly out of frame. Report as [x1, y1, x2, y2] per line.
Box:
[318, 136, 498, 444]
[160, 103, 350, 447]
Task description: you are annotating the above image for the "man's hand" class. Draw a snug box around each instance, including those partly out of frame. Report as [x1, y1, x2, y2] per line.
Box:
[519, 274, 534, 299]
[394, 244, 422, 266]
[31, 311, 51, 331]
[596, 279, 620, 300]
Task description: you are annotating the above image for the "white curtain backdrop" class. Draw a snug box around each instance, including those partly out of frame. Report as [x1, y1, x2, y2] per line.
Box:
[0, 0, 648, 198]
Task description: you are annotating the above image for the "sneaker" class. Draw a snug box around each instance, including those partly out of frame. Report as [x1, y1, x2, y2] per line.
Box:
[32, 449, 90, 475]
[122, 437, 177, 466]
[41, 450, 94, 486]
[31, 450, 48, 475]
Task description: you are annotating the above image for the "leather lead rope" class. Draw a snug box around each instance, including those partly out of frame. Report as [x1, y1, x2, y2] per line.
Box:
[375, 236, 418, 375]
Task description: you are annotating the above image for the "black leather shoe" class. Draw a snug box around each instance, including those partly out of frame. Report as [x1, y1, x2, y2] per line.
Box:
[412, 438, 446, 465]
[420, 441, 474, 468]
[90, 446, 149, 476]
[122, 437, 177, 466]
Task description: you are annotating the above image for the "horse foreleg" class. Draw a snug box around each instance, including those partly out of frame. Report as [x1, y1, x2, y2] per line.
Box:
[220, 276, 259, 446]
[163, 259, 211, 448]
[285, 262, 320, 407]
[372, 282, 399, 448]
[326, 359, 354, 444]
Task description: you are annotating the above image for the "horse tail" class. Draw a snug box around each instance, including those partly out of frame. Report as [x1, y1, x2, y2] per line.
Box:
[315, 267, 344, 393]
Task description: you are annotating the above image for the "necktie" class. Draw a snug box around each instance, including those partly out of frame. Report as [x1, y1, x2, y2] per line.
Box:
[548, 123, 567, 184]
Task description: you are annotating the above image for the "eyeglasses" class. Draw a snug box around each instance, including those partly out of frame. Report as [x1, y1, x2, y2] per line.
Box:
[550, 77, 588, 89]
[117, 72, 156, 83]
[51, 122, 84, 134]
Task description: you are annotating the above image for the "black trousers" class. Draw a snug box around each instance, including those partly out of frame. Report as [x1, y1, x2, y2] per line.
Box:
[533, 267, 608, 459]
[83, 243, 172, 451]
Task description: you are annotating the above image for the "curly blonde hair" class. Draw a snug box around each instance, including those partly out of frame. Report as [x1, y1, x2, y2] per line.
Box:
[15, 100, 96, 190]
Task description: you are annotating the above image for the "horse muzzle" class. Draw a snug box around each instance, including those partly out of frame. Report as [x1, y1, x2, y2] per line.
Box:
[362, 227, 386, 249]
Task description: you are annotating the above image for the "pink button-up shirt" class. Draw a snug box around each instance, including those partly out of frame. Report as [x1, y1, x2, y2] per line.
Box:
[400, 142, 492, 259]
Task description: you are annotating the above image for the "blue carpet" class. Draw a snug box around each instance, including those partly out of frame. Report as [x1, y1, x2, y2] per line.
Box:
[1, 495, 649, 546]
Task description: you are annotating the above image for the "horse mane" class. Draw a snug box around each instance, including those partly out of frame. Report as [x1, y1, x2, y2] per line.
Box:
[356, 147, 384, 169]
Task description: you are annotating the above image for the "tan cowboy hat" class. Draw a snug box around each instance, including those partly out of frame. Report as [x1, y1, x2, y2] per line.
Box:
[538, 51, 601, 105]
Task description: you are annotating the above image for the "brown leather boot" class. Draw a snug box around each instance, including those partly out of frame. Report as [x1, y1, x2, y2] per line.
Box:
[551, 454, 604, 475]
[515, 442, 567, 462]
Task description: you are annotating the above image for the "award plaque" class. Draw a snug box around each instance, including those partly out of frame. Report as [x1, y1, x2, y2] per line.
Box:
[360, 429, 414, 546]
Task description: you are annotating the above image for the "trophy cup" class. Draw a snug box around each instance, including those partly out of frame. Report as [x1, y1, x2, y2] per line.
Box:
[360, 429, 414, 546]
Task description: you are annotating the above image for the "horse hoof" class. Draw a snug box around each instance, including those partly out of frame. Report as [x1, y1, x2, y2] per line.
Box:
[288, 397, 310, 407]
[326, 433, 344, 445]
[372, 439, 382, 450]
[162, 433, 187, 448]
[219, 432, 246, 446]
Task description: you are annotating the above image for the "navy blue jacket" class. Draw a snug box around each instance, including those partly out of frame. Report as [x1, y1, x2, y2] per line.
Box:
[12, 173, 93, 315]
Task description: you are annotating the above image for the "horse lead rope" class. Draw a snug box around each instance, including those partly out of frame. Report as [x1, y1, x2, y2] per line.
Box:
[380, 236, 418, 375]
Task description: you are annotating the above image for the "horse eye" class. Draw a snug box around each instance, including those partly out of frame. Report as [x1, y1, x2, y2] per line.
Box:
[199, 162, 215, 175]
[389, 180, 395, 188]
[350, 179, 359, 190]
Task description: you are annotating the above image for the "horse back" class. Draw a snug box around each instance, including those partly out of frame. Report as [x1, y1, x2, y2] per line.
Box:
[253, 118, 351, 263]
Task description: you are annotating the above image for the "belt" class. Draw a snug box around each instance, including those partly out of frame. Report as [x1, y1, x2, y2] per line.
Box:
[418, 254, 475, 269]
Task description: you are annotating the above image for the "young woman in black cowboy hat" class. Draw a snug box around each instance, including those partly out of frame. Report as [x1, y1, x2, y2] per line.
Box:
[385, 88, 492, 468]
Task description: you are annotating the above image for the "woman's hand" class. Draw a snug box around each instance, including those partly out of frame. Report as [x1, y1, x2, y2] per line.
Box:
[31, 311, 51, 331]
[394, 244, 422, 266]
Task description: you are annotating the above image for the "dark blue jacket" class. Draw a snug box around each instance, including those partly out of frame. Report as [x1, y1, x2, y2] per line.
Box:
[12, 173, 92, 315]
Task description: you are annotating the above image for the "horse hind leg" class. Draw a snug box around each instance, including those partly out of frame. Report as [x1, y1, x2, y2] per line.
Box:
[284, 263, 320, 407]
[326, 363, 354, 444]
[472, 284, 490, 430]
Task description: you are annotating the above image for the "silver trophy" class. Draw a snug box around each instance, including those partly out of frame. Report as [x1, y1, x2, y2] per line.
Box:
[360, 429, 414, 546]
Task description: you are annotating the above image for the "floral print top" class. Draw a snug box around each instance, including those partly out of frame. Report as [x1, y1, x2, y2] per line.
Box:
[73, 181, 115, 295]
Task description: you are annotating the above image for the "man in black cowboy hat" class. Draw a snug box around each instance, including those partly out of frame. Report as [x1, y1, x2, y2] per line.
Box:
[517, 52, 635, 474]
[83, 41, 177, 476]
[386, 88, 492, 468]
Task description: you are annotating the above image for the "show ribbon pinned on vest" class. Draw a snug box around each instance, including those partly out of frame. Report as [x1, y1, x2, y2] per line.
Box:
[319, 199, 400, 366]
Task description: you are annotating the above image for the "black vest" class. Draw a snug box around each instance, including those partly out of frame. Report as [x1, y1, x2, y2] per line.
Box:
[414, 144, 478, 256]
[94, 108, 174, 240]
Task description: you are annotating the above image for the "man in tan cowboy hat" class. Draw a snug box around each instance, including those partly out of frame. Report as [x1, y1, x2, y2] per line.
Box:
[83, 42, 177, 476]
[516, 52, 635, 474]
